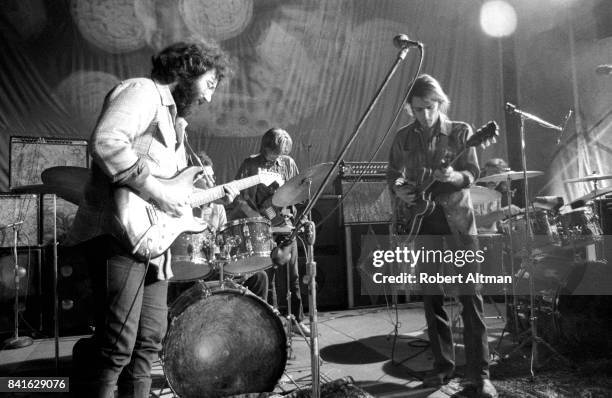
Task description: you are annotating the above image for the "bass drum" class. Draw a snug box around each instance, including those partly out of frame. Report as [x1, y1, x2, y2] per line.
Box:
[163, 281, 287, 398]
[511, 261, 612, 355]
[549, 261, 612, 353]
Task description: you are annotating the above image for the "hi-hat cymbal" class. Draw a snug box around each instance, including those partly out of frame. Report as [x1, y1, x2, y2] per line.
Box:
[272, 163, 333, 207]
[469, 186, 501, 205]
[477, 170, 543, 183]
[563, 174, 612, 183]
[11, 184, 83, 205]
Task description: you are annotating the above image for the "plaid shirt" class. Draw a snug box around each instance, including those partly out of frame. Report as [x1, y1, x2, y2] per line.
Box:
[387, 114, 479, 235]
[67, 78, 187, 271]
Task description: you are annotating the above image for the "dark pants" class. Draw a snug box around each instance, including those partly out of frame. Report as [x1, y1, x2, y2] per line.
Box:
[268, 238, 304, 322]
[418, 206, 490, 381]
[242, 271, 269, 301]
[72, 235, 168, 398]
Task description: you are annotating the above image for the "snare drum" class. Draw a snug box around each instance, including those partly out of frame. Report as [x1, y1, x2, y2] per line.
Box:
[170, 230, 217, 282]
[217, 217, 273, 276]
[163, 280, 287, 398]
[558, 205, 602, 248]
[500, 209, 560, 253]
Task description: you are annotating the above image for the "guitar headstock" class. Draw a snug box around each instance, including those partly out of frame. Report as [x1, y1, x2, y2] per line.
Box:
[466, 121, 499, 148]
[258, 170, 284, 187]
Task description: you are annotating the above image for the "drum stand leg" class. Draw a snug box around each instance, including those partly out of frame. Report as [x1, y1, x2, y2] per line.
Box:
[502, 115, 571, 376]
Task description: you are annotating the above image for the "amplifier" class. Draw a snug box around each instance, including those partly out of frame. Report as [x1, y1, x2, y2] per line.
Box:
[339, 161, 387, 181]
[0, 194, 40, 248]
[339, 181, 392, 224]
[9, 136, 88, 189]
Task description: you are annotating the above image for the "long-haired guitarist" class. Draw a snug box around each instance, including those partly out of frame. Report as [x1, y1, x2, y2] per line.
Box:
[66, 42, 236, 398]
[387, 74, 498, 398]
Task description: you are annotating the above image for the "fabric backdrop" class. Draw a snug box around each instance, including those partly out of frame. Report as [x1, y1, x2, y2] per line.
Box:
[0, 0, 505, 191]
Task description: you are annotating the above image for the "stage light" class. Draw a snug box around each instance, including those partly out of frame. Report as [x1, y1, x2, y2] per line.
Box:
[480, 0, 517, 38]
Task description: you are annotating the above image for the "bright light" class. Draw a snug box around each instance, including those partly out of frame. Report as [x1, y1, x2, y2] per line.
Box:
[480, 0, 518, 38]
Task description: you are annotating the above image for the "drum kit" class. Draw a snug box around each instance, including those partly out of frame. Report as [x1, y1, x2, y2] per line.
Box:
[164, 163, 333, 398]
[473, 169, 612, 360]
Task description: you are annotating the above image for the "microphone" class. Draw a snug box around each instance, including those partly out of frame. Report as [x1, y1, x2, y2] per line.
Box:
[393, 34, 423, 49]
[596, 64, 612, 75]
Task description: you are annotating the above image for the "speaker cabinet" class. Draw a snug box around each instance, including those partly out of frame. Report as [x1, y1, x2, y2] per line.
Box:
[42, 245, 94, 336]
[344, 223, 395, 308]
[0, 247, 42, 334]
[309, 195, 342, 253]
[273, 254, 347, 312]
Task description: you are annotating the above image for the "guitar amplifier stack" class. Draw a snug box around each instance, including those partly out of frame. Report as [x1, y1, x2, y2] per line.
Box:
[0, 136, 90, 336]
[335, 161, 394, 308]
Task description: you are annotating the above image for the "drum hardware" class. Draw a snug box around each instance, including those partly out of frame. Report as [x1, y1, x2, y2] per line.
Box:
[502, 103, 572, 374]
[1, 220, 34, 350]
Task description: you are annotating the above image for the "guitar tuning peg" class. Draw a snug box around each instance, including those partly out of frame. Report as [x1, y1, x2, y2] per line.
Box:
[491, 137, 497, 144]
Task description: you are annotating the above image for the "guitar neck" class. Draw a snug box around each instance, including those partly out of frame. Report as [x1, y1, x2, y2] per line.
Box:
[190, 175, 261, 207]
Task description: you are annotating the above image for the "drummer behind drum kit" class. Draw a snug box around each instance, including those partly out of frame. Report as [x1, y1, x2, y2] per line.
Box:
[474, 169, 612, 358]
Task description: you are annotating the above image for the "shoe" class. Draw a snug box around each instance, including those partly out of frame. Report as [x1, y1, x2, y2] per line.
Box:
[293, 321, 311, 337]
[476, 379, 498, 398]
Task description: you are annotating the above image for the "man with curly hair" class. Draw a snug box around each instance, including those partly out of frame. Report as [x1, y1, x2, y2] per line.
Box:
[68, 42, 236, 398]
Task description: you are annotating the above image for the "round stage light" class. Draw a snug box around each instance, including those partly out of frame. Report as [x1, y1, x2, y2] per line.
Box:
[480, 0, 518, 38]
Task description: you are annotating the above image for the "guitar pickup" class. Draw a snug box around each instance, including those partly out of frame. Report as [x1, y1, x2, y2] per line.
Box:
[146, 205, 159, 226]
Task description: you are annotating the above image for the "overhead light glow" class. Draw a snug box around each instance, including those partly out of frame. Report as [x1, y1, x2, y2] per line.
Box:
[480, 0, 518, 38]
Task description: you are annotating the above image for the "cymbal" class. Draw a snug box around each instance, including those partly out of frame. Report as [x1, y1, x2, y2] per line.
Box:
[272, 163, 333, 207]
[563, 174, 612, 183]
[469, 186, 501, 205]
[570, 186, 612, 206]
[11, 184, 83, 205]
[477, 170, 543, 183]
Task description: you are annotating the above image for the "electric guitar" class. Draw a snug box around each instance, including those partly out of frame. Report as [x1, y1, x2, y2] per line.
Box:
[395, 121, 499, 240]
[114, 166, 282, 260]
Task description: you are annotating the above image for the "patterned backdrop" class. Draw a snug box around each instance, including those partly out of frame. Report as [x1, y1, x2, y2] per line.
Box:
[0, 0, 609, 207]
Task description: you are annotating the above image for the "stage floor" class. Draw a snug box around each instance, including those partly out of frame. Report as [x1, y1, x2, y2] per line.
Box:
[0, 300, 515, 397]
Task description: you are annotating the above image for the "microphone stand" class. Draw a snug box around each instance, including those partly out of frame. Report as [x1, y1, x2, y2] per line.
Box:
[2, 221, 33, 349]
[503, 105, 570, 376]
[287, 44, 416, 398]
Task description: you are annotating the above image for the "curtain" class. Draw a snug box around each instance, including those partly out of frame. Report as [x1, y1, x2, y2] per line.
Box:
[0, 0, 505, 190]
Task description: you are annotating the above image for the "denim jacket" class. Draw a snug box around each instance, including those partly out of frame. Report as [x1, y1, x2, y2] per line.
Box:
[387, 114, 479, 236]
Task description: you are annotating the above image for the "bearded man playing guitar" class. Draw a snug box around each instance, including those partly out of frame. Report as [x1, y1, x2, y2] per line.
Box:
[66, 42, 237, 398]
[387, 74, 498, 398]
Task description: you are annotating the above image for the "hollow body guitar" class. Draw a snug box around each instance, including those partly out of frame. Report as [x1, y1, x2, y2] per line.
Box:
[396, 121, 499, 241]
[114, 166, 281, 260]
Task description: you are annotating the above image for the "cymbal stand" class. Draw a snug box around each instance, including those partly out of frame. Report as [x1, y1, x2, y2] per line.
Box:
[495, 176, 522, 355]
[1, 221, 33, 349]
[503, 108, 570, 376]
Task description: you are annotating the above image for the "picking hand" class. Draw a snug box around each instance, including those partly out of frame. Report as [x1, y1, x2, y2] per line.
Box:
[433, 166, 463, 185]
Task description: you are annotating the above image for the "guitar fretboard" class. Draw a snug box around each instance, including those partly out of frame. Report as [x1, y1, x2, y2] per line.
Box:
[190, 175, 262, 207]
